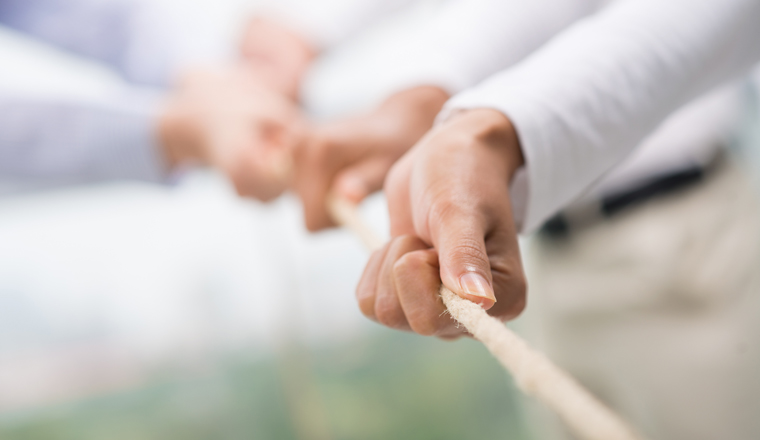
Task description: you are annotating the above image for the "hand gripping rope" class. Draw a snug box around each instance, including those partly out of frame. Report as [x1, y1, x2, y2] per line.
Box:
[328, 196, 647, 440]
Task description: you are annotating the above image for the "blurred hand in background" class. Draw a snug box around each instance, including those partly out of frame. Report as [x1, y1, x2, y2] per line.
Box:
[159, 67, 306, 201]
[292, 86, 449, 231]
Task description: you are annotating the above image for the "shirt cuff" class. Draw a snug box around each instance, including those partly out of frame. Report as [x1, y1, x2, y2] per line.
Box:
[79, 89, 169, 183]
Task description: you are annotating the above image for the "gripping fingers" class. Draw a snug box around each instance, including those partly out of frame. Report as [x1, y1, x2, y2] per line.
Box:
[356, 241, 391, 322]
[392, 249, 463, 338]
[356, 235, 435, 332]
[374, 236, 433, 331]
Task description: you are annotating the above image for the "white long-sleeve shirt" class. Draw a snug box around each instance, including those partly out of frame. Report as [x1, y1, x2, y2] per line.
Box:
[261, 0, 419, 50]
[0, 87, 166, 184]
[363, 0, 600, 98]
[297, 0, 601, 118]
[0, 0, 233, 184]
[444, 0, 760, 233]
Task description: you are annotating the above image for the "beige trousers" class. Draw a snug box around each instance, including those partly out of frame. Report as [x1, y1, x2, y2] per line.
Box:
[522, 162, 760, 440]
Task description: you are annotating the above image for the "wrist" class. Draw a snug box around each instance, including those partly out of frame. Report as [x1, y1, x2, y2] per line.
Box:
[445, 109, 524, 179]
[157, 103, 203, 170]
[373, 86, 450, 149]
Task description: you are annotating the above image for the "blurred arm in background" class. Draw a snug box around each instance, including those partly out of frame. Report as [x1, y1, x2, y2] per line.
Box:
[0, 69, 302, 193]
[0, 0, 229, 86]
[0, 89, 167, 184]
[0, 0, 304, 192]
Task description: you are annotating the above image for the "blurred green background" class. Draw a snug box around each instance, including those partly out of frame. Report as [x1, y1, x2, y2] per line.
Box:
[0, 331, 525, 440]
[0, 331, 529, 440]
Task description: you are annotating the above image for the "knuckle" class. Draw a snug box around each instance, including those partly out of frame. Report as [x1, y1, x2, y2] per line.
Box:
[232, 179, 250, 198]
[304, 216, 323, 232]
[451, 239, 486, 258]
[391, 249, 428, 280]
[258, 191, 277, 203]
[449, 240, 490, 270]
[310, 136, 335, 163]
[302, 202, 331, 232]
[408, 315, 439, 337]
[391, 253, 415, 276]
[356, 291, 376, 320]
[426, 198, 459, 226]
[374, 299, 406, 329]
[391, 235, 427, 255]
[426, 194, 498, 236]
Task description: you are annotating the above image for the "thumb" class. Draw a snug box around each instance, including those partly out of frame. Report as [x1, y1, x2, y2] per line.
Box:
[333, 157, 393, 204]
[433, 211, 497, 310]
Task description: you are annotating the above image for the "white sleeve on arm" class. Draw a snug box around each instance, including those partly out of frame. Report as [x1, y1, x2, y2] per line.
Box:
[0, 90, 168, 184]
[443, 0, 760, 233]
[260, 0, 417, 50]
[0, 0, 235, 87]
[373, 0, 600, 97]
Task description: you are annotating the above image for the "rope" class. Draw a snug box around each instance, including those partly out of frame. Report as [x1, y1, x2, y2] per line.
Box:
[327, 195, 647, 440]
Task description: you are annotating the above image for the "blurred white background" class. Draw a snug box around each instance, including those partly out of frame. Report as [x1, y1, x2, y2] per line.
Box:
[0, 0, 438, 413]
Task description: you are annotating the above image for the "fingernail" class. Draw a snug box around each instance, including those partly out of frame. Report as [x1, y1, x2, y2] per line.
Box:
[459, 273, 496, 302]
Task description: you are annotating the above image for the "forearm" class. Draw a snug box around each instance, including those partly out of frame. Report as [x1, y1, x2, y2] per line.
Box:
[445, 0, 760, 232]
[0, 92, 168, 183]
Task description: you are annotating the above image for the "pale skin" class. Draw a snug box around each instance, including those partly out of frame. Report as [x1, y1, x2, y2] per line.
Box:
[153, 18, 315, 198]
[158, 67, 305, 201]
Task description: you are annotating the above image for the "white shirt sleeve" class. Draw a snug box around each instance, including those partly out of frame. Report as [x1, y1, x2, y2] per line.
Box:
[443, 0, 760, 233]
[0, 90, 168, 184]
[369, 0, 600, 97]
[0, 0, 235, 86]
[260, 0, 418, 50]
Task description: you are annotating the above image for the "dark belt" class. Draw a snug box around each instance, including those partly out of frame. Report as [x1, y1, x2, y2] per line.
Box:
[540, 166, 707, 238]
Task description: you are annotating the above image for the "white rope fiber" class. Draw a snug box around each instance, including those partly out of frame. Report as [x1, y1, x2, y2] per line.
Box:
[328, 196, 647, 440]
